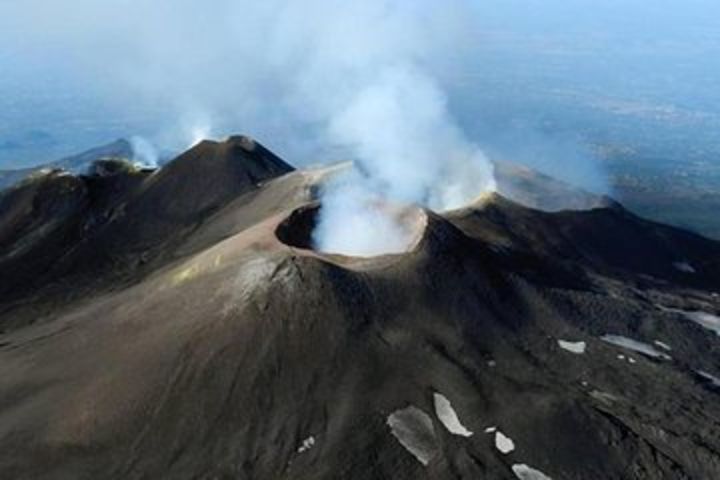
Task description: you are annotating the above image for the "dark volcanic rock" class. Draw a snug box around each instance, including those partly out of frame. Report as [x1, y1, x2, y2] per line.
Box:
[0, 139, 134, 191]
[0, 139, 719, 479]
[139, 135, 292, 219]
[449, 193, 720, 289]
[0, 136, 294, 328]
[492, 159, 613, 212]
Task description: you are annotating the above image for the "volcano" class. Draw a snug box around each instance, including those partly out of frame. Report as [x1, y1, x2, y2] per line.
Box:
[1, 136, 720, 479]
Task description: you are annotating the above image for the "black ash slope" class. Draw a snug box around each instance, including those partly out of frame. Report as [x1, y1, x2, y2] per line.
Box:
[0, 136, 293, 329]
[0, 138, 719, 479]
[0, 139, 135, 192]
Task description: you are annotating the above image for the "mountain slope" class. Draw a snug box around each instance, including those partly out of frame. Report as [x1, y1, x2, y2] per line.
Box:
[492, 159, 611, 212]
[1, 138, 719, 479]
[0, 139, 134, 191]
[449, 193, 720, 288]
[0, 136, 294, 329]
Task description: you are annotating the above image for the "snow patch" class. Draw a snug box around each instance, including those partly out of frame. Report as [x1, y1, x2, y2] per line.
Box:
[590, 390, 618, 405]
[484, 426, 497, 433]
[676, 310, 720, 336]
[512, 463, 553, 480]
[387, 406, 437, 466]
[697, 371, 720, 388]
[616, 354, 636, 364]
[433, 393, 473, 437]
[558, 339, 586, 354]
[495, 431, 515, 454]
[297, 436, 315, 453]
[654, 340, 672, 351]
[673, 261, 696, 273]
[601, 335, 672, 360]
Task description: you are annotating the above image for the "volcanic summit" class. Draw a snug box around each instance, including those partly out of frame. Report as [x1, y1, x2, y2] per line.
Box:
[1, 137, 720, 479]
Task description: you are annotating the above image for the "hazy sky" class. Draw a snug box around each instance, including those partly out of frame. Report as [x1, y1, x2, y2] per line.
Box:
[1, 0, 719, 192]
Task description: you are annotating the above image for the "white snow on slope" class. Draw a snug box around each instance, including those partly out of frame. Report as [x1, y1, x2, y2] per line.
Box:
[654, 340, 672, 351]
[387, 406, 437, 466]
[433, 393, 473, 437]
[512, 463, 553, 480]
[601, 335, 672, 360]
[698, 370, 720, 387]
[659, 305, 720, 336]
[297, 436, 315, 453]
[676, 310, 720, 336]
[557, 339, 586, 354]
[673, 261, 696, 273]
[495, 431, 515, 454]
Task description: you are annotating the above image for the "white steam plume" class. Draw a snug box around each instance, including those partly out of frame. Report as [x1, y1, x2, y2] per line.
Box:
[188, 125, 213, 148]
[314, 65, 495, 255]
[313, 174, 416, 257]
[2, 0, 496, 255]
[327, 65, 495, 210]
[181, 113, 214, 149]
[268, 3, 495, 255]
[129, 136, 159, 168]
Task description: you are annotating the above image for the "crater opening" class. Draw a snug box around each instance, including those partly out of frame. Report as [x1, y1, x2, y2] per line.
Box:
[275, 203, 426, 258]
[275, 204, 320, 251]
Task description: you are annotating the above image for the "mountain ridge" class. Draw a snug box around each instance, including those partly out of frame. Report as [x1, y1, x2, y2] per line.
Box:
[1, 136, 719, 479]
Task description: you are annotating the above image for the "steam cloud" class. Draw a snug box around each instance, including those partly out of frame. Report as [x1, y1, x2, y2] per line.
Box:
[314, 65, 495, 255]
[2, 0, 496, 255]
[313, 176, 417, 257]
[129, 136, 159, 168]
[268, 2, 496, 255]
